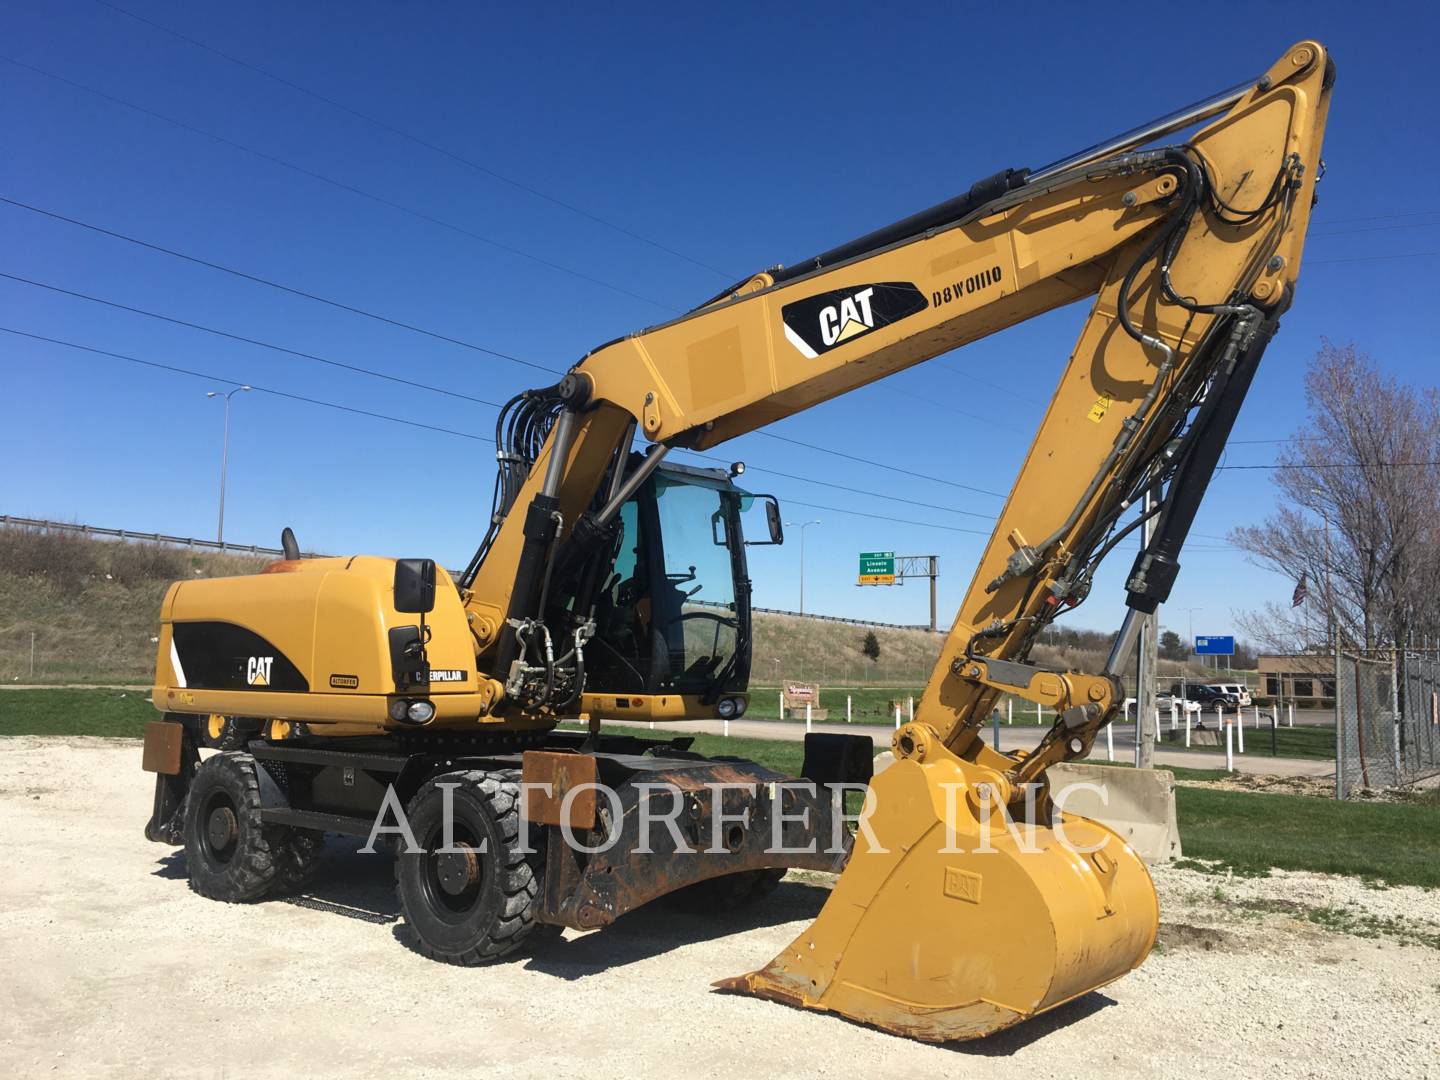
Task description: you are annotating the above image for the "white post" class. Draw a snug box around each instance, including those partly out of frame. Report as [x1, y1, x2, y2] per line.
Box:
[1106, 722, 1114, 762]
[805, 702, 812, 734]
[907, 696, 914, 723]
[1253, 705, 1260, 730]
[1216, 705, 1223, 740]
[1007, 699, 1013, 725]
[894, 704, 902, 729]
[1225, 718, 1234, 771]
[779, 691, 785, 720]
[1236, 709, 1245, 754]
[1287, 703, 1294, 727]
[723, 717, 730, 738]
[1185, 708, 1191, 748]
[1169, 701, 1178, 735]
[846, 695, 852, 723]
[1035, 701, 1042, 726]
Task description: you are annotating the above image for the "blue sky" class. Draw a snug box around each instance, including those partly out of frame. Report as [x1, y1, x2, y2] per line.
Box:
[2, 1, 1436, 646]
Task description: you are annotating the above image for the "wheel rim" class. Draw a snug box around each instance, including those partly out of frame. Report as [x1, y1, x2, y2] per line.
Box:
[198, 790, 240, 865]
[419, 822, 486, 922]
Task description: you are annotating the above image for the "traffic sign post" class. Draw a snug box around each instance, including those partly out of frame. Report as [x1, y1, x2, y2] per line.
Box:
[858, 551, 896, 586]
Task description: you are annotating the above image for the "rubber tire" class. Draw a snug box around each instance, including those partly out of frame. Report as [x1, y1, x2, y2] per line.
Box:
[665, 868, 786, 913]
[395, 770, 541, 965]
[183, 751, 282, 902]
[272, 828, 325, 894]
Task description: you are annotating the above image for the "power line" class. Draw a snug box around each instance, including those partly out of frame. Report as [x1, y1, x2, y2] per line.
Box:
[0, 195, 563, 375]
[2, 326, 489, 441]
[2, 195, 1011, 498]
[1313, 209, 1440, 227]
[4, 264, 1008, 524]
[753, 430, 1009, 499]
[780, 498, 992, 537]
[10, 324, 998, 537]
[0, 54, 680, 312]
[1310, 220, 1440, 238]
[0, 270, 506, 408]
[92, 0, 737, 282]
[668, 447, 999, 521]
[1309, 251, 1439, 266]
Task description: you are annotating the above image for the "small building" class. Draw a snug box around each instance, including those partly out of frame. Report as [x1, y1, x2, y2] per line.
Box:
[1257, 654, 1336, 704]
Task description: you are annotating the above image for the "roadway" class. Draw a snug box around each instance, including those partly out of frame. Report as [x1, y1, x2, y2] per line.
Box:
[586, 714, 1334, 779]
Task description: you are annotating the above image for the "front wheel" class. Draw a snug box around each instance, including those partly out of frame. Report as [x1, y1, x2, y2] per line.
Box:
[183, 752, 282, 902]
[394, 770, 542, 965]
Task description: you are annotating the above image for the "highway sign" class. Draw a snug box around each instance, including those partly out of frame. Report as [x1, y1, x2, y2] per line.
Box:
[1195, 635, 1235, 656]
[858, 551, 895, 585]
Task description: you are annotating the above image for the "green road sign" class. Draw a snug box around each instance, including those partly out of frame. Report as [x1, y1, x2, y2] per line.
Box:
[858, 551, 895, 585]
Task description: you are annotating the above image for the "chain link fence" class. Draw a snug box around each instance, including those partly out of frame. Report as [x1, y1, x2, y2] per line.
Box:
[1337, 649, 1440, 798]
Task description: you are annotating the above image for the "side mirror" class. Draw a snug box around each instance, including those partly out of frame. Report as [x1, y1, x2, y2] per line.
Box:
[766, 499, 784, 545]
[741, 494, 784, 546]
[394, 558, 437, 613]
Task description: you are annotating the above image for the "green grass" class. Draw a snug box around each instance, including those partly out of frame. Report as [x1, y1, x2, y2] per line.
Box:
[1160, 721, 1336, 759]
[1176, 785, 1440, 888]
[0, 688, 156, 736]
[12, 693, 1436, 890]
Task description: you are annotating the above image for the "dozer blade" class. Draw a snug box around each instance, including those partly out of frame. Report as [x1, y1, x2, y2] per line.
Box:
[717, 752, 1158, 1043]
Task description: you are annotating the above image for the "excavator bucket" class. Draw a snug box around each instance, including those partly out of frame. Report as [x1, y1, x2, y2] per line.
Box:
[718, 748, 1158, 1042]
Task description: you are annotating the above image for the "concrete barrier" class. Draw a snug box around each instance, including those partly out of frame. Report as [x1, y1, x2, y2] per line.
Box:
[872, 754, 1181, 864]
[1048, 762, 1182, 864]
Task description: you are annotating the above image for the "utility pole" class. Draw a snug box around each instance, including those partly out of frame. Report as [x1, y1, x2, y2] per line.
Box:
[1136, 491, 1158, 769]
[785, 519, 821, 614]
[207, 385, 252, 546]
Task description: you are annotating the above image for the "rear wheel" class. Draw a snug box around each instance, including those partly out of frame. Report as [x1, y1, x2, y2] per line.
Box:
[395, 770, 542, 964]
[183, 752, 281, 902]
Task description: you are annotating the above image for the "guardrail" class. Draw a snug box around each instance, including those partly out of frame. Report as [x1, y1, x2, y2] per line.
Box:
[1, 515, 939, 632]
[0, 515, 323, 558]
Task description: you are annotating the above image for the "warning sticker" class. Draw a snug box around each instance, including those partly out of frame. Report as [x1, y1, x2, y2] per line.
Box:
[1087, 394, 1113, 423]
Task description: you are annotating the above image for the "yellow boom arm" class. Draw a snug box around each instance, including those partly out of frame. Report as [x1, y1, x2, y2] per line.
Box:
[465, 41, 1332, 1041]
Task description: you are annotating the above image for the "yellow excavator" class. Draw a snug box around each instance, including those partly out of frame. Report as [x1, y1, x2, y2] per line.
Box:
[141, 42, 1331, 1042]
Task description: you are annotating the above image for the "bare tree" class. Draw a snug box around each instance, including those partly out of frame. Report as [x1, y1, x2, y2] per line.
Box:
[1232, 343, 1440, 652]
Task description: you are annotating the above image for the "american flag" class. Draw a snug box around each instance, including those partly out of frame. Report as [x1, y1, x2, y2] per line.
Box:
[1291, 572, 1309, 608]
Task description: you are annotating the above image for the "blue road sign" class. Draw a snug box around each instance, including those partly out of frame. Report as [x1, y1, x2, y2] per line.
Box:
[1195, 635, 1235, 656]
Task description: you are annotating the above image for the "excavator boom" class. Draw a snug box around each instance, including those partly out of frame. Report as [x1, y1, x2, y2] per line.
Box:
[533, 40, 1331, 1039]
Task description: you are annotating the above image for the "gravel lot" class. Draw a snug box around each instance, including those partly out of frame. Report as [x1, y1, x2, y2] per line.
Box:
[1, 737, 1436, 1079]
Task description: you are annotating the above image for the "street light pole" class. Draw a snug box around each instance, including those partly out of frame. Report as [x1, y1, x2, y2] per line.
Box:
[1180, 606, 1203, 695]
[207, 386, 252, 545]
[785, 519, 821, 614]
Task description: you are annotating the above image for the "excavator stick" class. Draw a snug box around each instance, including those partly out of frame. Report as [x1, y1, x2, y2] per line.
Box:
[719, 730, 1157, 1041]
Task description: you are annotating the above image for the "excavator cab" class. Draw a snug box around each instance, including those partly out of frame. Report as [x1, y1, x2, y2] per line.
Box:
[578, 460, 778, 707]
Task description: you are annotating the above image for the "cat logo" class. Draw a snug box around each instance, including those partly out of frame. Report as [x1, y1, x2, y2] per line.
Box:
[819, 287, 876, 347]
[246, 656, 274, 687]
[781, 282, 928, 359]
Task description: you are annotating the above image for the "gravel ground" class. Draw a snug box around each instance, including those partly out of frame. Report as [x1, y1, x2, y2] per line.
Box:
[1, 736, 1436, 1080]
